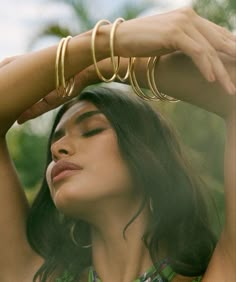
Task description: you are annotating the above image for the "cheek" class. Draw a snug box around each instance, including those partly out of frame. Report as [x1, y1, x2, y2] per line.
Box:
[64, 150, 131, 201]
[86, 136, 133, 197]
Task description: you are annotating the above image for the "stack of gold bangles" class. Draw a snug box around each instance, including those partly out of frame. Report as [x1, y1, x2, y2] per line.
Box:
[55, 36, 75, 98]
[55, 18, 179, 102]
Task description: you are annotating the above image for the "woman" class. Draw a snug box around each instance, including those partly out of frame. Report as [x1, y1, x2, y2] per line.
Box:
[0, 7, 235, 282]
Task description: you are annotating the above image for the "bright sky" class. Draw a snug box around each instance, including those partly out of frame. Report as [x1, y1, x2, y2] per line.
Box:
[0, 0, 191, 60]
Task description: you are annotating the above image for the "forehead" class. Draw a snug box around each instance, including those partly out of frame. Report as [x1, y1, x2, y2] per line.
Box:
[56, 100, 99, 130]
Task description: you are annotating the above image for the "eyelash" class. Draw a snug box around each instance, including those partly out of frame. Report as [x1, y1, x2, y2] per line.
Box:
[82, 128, 104, 137]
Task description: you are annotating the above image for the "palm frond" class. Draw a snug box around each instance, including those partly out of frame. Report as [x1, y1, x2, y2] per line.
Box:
[112, 2, 154, 20]
[49, 0, 94, 30]
[30, 0, 94, 48]
[28, 24, 73, 50]
[69, 1, 95, 30]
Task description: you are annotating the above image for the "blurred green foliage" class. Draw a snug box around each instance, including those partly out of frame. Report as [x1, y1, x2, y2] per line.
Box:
[193, 0, 236, 30]
[7, 124, 48, 189]
[29, 0, 154, 46]
[7, 0, 235, 227]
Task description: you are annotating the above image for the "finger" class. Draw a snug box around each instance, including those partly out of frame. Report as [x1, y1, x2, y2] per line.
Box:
[216, 37, 236, 58]
[211, 54, 236, 95]
[17, 99, 58, 124]
[184, 27, 235, 94]
[195, 18, 236, 57]
[17, 70, 88, 123]
[202, 18, 236, 42]
[17, 90, 67, 123]
[175, 33, 215, 82]
[17, 87, 76, 123]
[0, 55, 21, 68]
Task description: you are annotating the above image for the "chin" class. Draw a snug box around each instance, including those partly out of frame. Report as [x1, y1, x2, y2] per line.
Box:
[52, 183, 98, 218]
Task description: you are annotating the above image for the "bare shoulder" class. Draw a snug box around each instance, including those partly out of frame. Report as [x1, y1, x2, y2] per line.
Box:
[201, 235, 236, 282]
[0, 250, 44, 282]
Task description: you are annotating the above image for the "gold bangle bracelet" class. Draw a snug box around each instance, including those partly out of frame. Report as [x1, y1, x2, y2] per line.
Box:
[110, 18, 122, 78]
[129, 57, 157, 101]
[55, 37, 65, 97]
[61, 36, 75, 97]
[91, 19, 118, 83]
[147, 57, 166, 101]
[55, 36, 75, 98]
[110, 18, 129, 82]
[147, 56, 180, 103]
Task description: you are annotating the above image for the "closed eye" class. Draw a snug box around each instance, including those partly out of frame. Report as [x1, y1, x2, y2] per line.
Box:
[82, 128, 104, 137]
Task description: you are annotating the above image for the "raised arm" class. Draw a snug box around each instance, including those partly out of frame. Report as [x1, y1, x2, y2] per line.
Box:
[201, 107, 236, 282]
[0, 31, 111, 136]
[154, 43, 236, 282]
[131, 17, 236, 281]
[75, 51, 235, 119]
[17, 8, 235, 123]
[0, 25, 111, 280]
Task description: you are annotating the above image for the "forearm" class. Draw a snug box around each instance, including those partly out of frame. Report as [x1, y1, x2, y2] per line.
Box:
[0, 28, 110, 136]
[14, 9, 236, 125]
[84, 52, 235, 119]
[151, 52, 236, 119]
[132, 52, 236, 119]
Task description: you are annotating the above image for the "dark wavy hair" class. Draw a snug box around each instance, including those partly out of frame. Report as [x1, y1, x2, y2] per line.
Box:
[27, 86, 217, 281]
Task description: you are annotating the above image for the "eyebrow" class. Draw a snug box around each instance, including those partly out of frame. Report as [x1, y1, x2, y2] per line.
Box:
[51, 110, 102, 143]
[74, 110, 102, 124]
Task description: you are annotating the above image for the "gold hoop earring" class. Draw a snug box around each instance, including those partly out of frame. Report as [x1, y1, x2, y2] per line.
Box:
[70, 223, 92, 249]
[147, 56, 180, 103]
[149, 198, 154, 213]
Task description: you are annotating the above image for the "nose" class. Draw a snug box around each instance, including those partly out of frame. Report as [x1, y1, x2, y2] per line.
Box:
[51, 136, 76, 161]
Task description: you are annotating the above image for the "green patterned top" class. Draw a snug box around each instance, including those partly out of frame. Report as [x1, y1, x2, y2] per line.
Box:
[56, 261, 202, 282]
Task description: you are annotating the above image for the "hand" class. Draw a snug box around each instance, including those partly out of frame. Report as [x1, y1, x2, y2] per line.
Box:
[115, 7, 236, 94]
[0, 55, 91, 124]
[17, 70, 89, 124]
[0, 55, 21, 68]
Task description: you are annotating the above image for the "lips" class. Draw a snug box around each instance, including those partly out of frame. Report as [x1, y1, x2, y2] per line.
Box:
[51, 160, 82, 183]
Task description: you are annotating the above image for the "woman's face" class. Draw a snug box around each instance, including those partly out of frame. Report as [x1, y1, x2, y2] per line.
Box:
[46, 101, 134, 218]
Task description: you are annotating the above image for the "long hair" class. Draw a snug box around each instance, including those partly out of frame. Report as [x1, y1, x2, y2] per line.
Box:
[27, 86, 217, 281]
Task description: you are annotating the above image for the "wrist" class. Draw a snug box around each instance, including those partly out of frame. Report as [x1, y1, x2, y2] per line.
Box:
[64, 25, 112, 79]
[94, 24, 112, 61]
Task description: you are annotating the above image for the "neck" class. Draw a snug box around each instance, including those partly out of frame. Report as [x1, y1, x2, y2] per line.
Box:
[89, 202, 155, 282]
